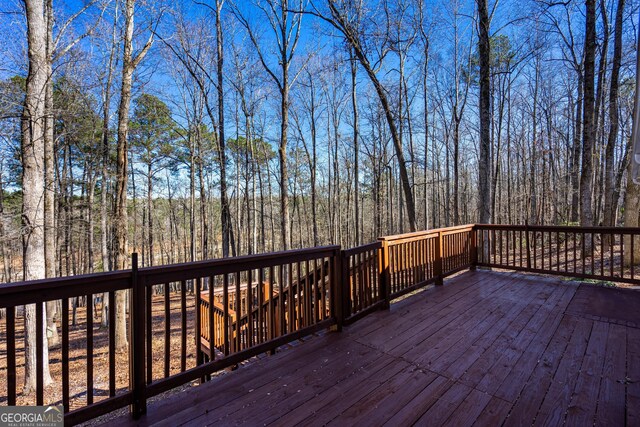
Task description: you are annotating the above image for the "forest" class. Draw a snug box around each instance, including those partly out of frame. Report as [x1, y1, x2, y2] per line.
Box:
[0, 0, 639, 280]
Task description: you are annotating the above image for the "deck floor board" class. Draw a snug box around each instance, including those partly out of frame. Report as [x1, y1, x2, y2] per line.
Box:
[112, 270, 640, 427]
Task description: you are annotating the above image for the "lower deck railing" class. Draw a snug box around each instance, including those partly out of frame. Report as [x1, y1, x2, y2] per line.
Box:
[0, 224, 638, 424]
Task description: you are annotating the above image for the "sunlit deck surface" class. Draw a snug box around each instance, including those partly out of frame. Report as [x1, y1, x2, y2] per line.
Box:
[115, 270, 640, 426]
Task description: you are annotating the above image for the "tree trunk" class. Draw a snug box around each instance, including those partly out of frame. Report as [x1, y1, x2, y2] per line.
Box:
[453, 118, 460, 225]
[603, 0, 625, 235]
[114, 0, 137, 350]
[215, 0, 231, 258]
[88, 170, 96, 273]
[477, 0, 491, 224]
[350, 48, 360, 245]
[580, 0, 596, 256]
[100, 1, 118, 326]
[43, 0, 59, 348]
[22, 0, 53, 392]
[310, 81, 319, 247]
[280, 55, 291, 250]
[580, 0, 597, 250]
[147, 163, 153, 265]
[530, 59, 539, 224]
[570, 75, 584, 223]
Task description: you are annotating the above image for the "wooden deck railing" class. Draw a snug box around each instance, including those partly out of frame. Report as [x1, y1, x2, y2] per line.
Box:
[475, 224, 640, 285]
[341, 242, 385, 324]
[379, 224, 475, 298]
[0, 246, 341, 425]
[0, 269, 135, 423]
[1, 224, 639, 425]
[138, 246, 340, 411]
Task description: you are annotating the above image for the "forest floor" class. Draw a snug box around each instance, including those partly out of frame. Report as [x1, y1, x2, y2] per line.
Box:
[0, 292, 208, 414]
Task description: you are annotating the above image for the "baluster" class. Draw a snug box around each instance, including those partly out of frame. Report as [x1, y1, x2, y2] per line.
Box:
[6, 306, 16, 406]
[620, 234, 625, 279]
[287, 264, 294, 333]
[36, 302, 44, 405]
[610, 234, 615, 278]
[164, 282, 170, 378]
[498, 230, 502, 267]
[181, 280, 187, 371]
[235, 271, 241, 351]
[519, 230, 523, 267]
[305, 260, 312, 326]
[87, 294, 94, 405]
[631, 235, 635, 280]
[296, 262, 303, 330]
[258, 268, 264, 343]
[505, 230, 509, 267]
[207, 277, 214, 359]
[223, 273, 229, 355]
[108, 291, 116, 397]
[563, 232, 568, 273]
[591, 233, 604, 277]
[581, 233, 586, 275]
[320, 259, 327, 320]
[278, 265, 285, 334]
[540, 231, 544, 271]
[62, 299, 70, 409]
[358, 252, 365, 311]
[248, 270, 254, 347]
[573, 233, 577, 273]
[269, 266, 276, 338]
[146, 284, 153, 383]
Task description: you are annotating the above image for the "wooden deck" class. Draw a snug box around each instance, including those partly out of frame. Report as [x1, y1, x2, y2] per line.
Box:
[112, 270, 640, 426]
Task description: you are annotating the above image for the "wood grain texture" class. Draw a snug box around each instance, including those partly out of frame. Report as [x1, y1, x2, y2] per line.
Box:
[110, 270, 638, 427]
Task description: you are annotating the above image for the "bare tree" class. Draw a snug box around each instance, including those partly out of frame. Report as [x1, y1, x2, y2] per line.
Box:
[477, 0, 491, 224]
[232, 0, 305, 249]
[579, 0, 596, 235]
[603, 0, 625, 233]
[22, 0, 53, 393]
[99, 1, 120, 326]
[114, 0, 155, 350]
[308, 0, 418, 231]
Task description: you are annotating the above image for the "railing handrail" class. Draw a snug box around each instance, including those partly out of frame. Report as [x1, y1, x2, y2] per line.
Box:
[379, 224, 475, 243]
[0, 271, 132, 308]
[0, 269, 132, 296]
[342, 241, 382, 257]
[140, 245, 340, 285]
[475, 223, 640, 234]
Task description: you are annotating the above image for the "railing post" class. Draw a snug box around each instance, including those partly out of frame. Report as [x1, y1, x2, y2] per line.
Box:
[435, 232, 444, 285]
[340, 250, 351, 321]
[525, 223, 532, 270]
[470, 226, 478, 270]
[331, 248, 344, 332]
[129, 253, 147, 419]
[378, 239, 391, 309]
